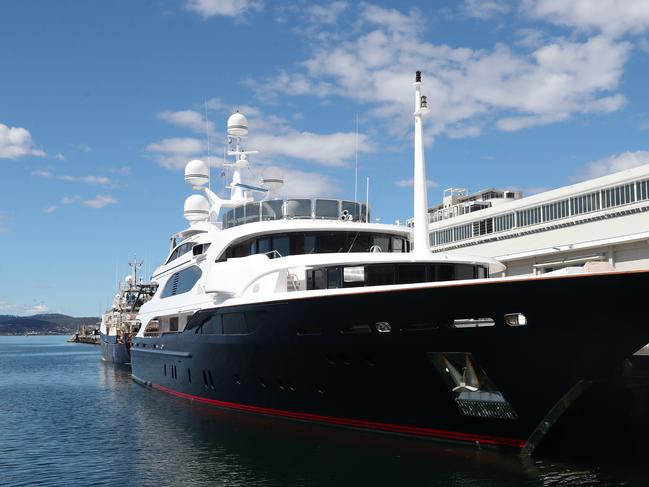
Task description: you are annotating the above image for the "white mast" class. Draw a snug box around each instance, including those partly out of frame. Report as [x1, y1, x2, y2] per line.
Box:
[413, 70, 430, 255]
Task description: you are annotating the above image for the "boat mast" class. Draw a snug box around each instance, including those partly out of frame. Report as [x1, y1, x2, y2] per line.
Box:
[413, 70, 430, 255]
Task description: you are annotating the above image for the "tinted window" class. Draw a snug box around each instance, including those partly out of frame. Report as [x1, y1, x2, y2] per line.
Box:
[222, 313, 247, 335]
[398, 264, 426, 284]
[327, 267, 342, 289]
[201, 315, 222, 334]
[434, 264, 455, 282]
[272, 235, 290, 258]
[366, 264, 396, 286]
[315, 199, 339, 219]
[456, 264, 475, 280]
[372, 236, 390, 252]
[161, 266, 202, 298]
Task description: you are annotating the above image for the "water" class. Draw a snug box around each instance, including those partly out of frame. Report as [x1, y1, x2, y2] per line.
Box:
[1, 336, 648, 486]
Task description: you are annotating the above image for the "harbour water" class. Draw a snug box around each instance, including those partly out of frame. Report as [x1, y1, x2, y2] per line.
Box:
[1, 335, 648, 486]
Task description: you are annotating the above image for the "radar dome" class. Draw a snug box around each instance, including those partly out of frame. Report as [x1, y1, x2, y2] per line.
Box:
[185, 159, 209, 188]
[125, 275, 133, 284]
[183, 194, 209, 223]
[227, 111, 248, 137]
[261, 166, 284, 193]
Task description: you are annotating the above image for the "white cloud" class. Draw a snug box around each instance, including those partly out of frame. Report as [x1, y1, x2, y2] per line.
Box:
[523, 0, 649, 36]
[0, 123, 46, 159]
[254, 166, 339, 198]
[461, 0, 510, 19]
[394, 178, 438, 189]
[44, 205, 57, 214]
[158, 110, 214, 134]
[83, 195, 117, 209]
[145, 137, 205, 169]
[256, 5, 632, 137]
[154, 105, 373, 168]
[24, 303, 49, 315]
[32, 170, 113, 186]
[573, 150, 649, 181]
[185, 0, 262, 18]
[497, 112, 568, 131]
[307, 1, 348, 24]
[62, 196, 80, 204]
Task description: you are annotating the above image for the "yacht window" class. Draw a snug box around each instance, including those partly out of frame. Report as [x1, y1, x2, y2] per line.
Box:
[319, 232, 345, 253]
[249, 240, 257, 255]
[477, 266, 487, 279]
[327, 267, 342, 289]
[192, 243, 211, 256]
[285, 199, 311, 219]
[398, 264, 426, 284]
[169, 317, 179, 332]
[304, 235, 317, 254]
[261, 200, 283, 221]
[272, 235, 290, 258]
[343, 266, 365, 287]
[341, 201, 360, 220]
[372, 236, 390, 252]
[160, 266, 202, 298]
[201, 315, 223, 334]
[166, 242, 196, 264]
[366, 264, 396, 286]
[245, 202, 261, 223]
[257, 237, 270, 255]
[235, 205, 245, 226]
[315, 199, 340, 220]
[455, 264, 475, 280]
[222, 313, 247, 335]
[391, 237, 404, 253]
[435, 264, 455, 282]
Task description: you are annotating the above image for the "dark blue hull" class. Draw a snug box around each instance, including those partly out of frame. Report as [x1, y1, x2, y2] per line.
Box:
[131, 271, 649, 452]
[101, 332, 131, 364]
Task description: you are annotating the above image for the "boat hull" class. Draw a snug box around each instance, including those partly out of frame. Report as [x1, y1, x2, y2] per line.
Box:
[131, 271, 649, 452]
[101, 332, 131, 364]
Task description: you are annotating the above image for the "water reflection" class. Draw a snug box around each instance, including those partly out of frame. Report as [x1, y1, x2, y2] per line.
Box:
[2, 337, 648, 487]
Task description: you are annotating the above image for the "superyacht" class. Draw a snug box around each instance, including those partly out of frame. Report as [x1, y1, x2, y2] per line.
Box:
[130, 72, 649, 453]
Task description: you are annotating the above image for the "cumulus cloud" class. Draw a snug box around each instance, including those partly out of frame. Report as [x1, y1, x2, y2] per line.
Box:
[185, 0, 262, 19]
[43, 205, 58, 214]
[0, 123, 46, 159]
[158, 110, 214, 134]
[24, 303, 49, 315]
[255, 4, 632, 138]
[145, 137, 205, 169]
[307, 1, 348, 25]
[523, 0, 649, 37]
[257, 166, 340, 198]
[31, 170, 113, 186]
[461, 0, 510, 19]
[394, 178, 439, 189]
[573, 150, 649, 181]
[152, 104, 373, 169]
[83, 195, 117, 209]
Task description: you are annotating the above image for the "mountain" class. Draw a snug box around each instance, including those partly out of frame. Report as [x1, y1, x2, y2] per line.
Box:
[0, 314, 100, 335]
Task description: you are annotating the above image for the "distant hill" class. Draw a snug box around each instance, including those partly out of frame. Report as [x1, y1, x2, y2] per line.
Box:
[0, 314, 99, 335]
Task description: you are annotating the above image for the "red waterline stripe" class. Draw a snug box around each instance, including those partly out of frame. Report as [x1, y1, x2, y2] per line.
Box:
[152, 383, 525, 449]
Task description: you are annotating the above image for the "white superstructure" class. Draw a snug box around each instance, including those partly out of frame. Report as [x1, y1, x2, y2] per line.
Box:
[424, 165, 649, 276]
[135, 73, 504, 338]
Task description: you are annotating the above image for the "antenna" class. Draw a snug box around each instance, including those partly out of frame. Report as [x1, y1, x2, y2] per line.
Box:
[204, 100, 212, 192]
[365, 176, 370, 223]
[354, 114, 359, 203]
[128, 256, 143, 284]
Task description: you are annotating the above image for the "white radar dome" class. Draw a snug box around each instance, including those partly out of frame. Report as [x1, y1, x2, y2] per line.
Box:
[227, 111, 248, 137]
[183, 194, 210, 223]
[261, 166, 284, 193]
[124, 275, 133, 284]
[185, 159, 209, 188]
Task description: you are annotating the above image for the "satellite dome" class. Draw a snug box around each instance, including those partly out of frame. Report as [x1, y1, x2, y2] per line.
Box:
[125, 275, 133, 284]
[185, 159, 209, 188]
[227, 111, 248, 137]
[261, 166, 284, 193]
[183, 194, 210, 223]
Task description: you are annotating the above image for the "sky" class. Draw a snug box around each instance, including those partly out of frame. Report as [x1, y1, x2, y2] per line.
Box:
[2, 0, 649, 316]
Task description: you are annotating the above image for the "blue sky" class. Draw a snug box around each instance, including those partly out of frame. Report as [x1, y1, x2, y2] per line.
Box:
[2, 0, 649, 316]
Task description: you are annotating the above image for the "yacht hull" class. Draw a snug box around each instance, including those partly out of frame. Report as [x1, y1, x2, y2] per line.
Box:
[131, 271, 649, 452]
[100, 332, 131, 364]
